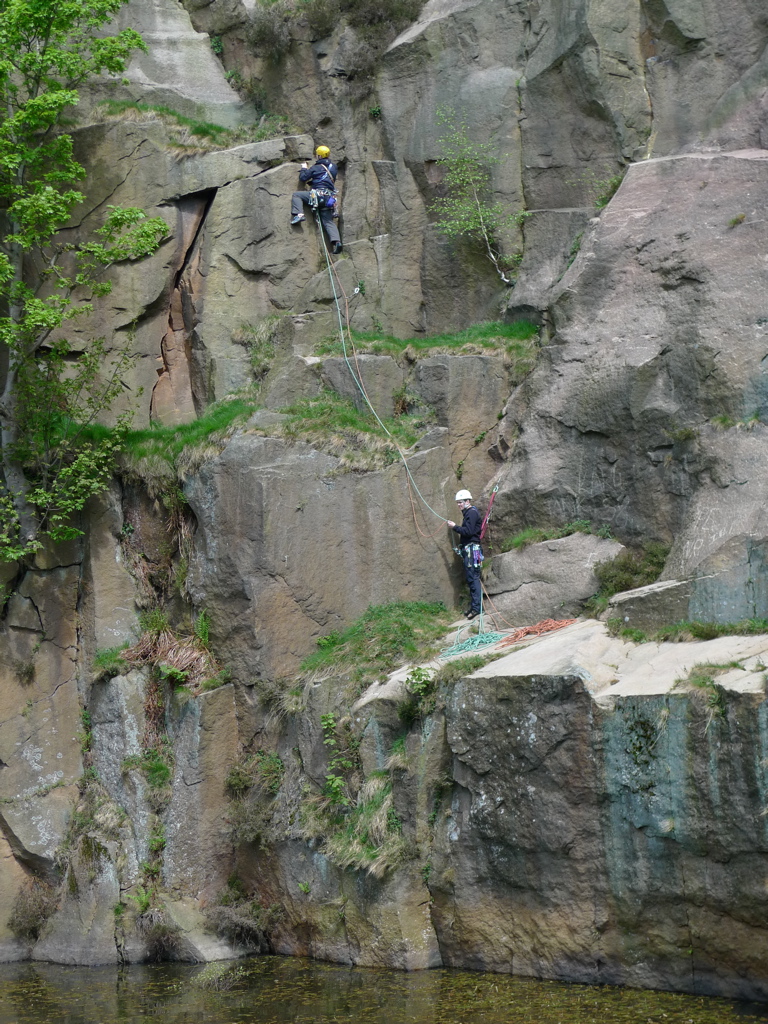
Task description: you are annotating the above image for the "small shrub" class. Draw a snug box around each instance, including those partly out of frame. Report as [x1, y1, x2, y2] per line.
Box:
[232, 319, 279, 381]
[226, 750, 285, 798]
[13, 659, 36, 685]
[397, 666, 436, 724]
[585, 542, 668, 615]
[142, 916, 183, 961]
[93, 645, 129, 680]
[204, 884, 281, 950]
[664, 425, 699, 443]
[303, 0, 339, 39]
[432, 110, 518, 285]
[250, 0, 293, 60]
[674, 662, 734, 730]
[229, 799, 272, 846]
[138, 608, 170, 638]
[7, 878, 57, 942]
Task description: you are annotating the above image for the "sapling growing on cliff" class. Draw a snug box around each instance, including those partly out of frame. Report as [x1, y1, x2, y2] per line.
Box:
[432, 110, 520, 285]
[0, 1, 167, 561]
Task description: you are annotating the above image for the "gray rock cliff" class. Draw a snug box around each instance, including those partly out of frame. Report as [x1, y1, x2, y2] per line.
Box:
[2, 0, 768, 1000]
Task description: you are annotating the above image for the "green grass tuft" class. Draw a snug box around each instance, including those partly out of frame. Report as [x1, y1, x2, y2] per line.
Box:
[606, 618, 768, 644]
[500, 519, 603, 552]
[301, 601, 453, 681]
[277, 391, 433, 470]
[93, 645, 129, 680]
[316, 320, 539, 360]
[98, 100, 297, 150]
[115, 394, 259, 492]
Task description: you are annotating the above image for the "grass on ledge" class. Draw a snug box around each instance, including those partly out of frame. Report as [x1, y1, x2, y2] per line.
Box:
[500, 519, 613, 553]
[118, 394, 259, 490]
[301, 601, 454, 682]
[98, 100, 298, 153]
[315, 320, 539, 363]
[606, 618, 768, 645]
[274, 392, 433, 471]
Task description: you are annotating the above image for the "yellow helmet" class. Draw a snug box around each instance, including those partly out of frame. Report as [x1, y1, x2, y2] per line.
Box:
[315, 145, 330, 158]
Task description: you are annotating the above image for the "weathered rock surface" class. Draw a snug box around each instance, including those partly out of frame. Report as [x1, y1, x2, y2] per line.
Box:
[484, 533, 625, 624]
[427, 623, 768, 998]
[5, 0, 768, 995]
[100, 0, 248, 127]
[185, 431, 459, 680]
[492, 150, 768, 621]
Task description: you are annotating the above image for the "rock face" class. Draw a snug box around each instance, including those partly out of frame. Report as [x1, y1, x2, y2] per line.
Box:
[484, 533, 625, 624]
[185, 432, 458, 680]
[492, 150, 768, 618]
[430, 624, 768, 1000]
[4, 0, 768, 999]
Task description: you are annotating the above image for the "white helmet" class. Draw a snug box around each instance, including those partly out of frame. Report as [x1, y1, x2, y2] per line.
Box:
[455, 489, 472, 501]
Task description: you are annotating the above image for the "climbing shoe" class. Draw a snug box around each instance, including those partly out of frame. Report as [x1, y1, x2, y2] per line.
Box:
[331, 241, 343, 254]
[465, 610, 479, 620]
[290, 214, 305, 225]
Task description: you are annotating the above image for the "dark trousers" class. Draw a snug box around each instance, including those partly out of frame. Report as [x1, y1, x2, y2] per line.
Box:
[291, 191, 340, 245]
[464, 563, 482, 614]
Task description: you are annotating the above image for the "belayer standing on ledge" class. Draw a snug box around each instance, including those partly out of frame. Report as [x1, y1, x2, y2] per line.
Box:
[447, 489, 484, 620]
[290, 145, 342, 255]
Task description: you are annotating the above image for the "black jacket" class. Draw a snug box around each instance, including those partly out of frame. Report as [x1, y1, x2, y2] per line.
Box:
[452, 505, 482, 546]
[299, 158, 338, 190]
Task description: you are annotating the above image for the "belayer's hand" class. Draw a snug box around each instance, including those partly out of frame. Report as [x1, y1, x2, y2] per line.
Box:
[301, 162, 308, 169]
[447, 521, 456, 528]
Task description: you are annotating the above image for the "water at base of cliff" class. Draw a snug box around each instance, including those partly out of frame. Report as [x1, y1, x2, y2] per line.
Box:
[1, 957, 767, 1024]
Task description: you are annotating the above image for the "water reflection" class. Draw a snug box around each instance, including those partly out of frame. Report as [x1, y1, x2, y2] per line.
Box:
[0, 957, 767, 1024]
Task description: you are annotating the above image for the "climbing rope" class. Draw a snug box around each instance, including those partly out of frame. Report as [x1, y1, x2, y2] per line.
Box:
[495, 617, 577, 648]
[316, 214, 450, 525]
[438, 593, 503, 658]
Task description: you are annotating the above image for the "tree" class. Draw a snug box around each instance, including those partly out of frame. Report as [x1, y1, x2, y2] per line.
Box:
[0, 1, 167, 561]
[431, 110, 519, 286]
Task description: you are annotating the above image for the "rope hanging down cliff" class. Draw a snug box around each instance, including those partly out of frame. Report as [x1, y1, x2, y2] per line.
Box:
[316, 218, 502, 646]
[317, 222, 450, 526]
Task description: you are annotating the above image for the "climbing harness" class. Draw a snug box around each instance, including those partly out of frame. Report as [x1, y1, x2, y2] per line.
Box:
[309, 188, 337, 212]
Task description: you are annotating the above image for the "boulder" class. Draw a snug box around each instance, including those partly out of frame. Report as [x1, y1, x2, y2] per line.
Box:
[484, 533, 625, 624]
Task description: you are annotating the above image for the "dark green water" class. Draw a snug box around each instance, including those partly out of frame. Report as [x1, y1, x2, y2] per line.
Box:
[1, 957, 766, 1024]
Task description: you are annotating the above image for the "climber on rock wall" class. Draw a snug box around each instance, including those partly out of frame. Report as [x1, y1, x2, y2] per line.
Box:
[447, 489, 484, 619]
[290, 145, 342, 255]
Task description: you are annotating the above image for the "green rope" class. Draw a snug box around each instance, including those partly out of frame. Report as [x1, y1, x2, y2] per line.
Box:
[438, 596, 503, 658]
[439, 629, 504, 659]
